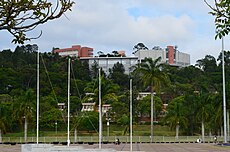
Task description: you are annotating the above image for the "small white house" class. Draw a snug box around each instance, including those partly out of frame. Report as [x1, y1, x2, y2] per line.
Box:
[58, 103, 66, 111]
[81, 102, 112, 115]
[81, 102, 96, 112]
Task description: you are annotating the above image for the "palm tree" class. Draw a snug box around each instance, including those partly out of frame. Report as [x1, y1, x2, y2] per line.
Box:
[164, 96, 188, 139]
[13, 89, 35, 142]
[195, 92, 214, 142]
[138, 95, 163, 119]
[132, 57, 168, 142]
[209, 90, 224, 136]
[0, 102, 12, 142]
[83, 75, 120, 105]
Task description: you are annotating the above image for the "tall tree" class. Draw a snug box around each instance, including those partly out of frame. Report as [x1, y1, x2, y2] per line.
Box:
[133, 43, 148, 54]
[164, 96, 188, 139]
[196, 55, 217, 73]
[40, 107, 63, 129]
[74, 111, 99, 132]
[109, 62, 129, 89]
[137, 95, 163, 119]
[195, 92, 214, 142]
[132, 57, 168, 142]
[90, 61, 99, 79]
[0, 102, 12, 142]
[13, 89, 35, 142]
[83, 76, 120, 105]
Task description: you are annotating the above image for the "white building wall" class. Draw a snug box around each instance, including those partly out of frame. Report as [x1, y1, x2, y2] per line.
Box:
[175, 51, 190, 66]
[59, 51, 78, 57]
[135, 48, 190, 67]
[138, 49, 166, 62]
[81, 47, 190, 74]
[81, 57, 138, 75]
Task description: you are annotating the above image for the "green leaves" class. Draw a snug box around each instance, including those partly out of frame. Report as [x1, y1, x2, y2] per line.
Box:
[76, 112, 99, 132]
[0, 0, 74, 44]
[132, 57, 168, 93]
[12, 31, 29, 44]
[206, 0, 230, 39]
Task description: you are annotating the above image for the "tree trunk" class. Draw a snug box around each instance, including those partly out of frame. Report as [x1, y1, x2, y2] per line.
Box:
[221, 126, 223, 137]
[201, 120, 205, 142]
[176, 124, 179, 140]
[24, 117, 27, 142]
[209, 130, 212, 137]
[74, 128, 77, 142]
[150, 91, 153, 143]
[0, 129, 2, 143]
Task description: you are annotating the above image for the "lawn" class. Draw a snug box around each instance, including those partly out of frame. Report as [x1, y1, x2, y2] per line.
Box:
[3, 124, 175, 137]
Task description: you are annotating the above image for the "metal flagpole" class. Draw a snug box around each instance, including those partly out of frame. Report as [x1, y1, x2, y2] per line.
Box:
[130, 79, 133, 152]
[99, 68, 102, 149]
[36, 46, 39, 144]
[222, 37, 227, 143]
[67, 58, 71, 146]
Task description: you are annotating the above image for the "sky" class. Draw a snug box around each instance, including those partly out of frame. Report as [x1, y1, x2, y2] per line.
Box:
[1, 0, 230, 65]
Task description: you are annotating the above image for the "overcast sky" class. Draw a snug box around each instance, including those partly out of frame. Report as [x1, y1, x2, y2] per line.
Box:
[1, 0, 230, 65]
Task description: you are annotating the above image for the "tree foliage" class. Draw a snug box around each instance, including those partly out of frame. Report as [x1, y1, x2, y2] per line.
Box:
[109, 62, 129, 89]
[133, 57, 169, 93]
[75, 112, 99, 132]
[0, 45, 229, 136]
[133, 43, 148, 54]
[205, 0, 230, 39]
[0, 0, 74, 44]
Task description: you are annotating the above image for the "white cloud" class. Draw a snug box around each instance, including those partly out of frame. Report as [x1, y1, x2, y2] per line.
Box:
[41, 1, 195, 51]
[0, 0, 230, 64]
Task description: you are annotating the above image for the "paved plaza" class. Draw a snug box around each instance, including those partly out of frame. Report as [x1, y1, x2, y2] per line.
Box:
[1, 143, 230, 152]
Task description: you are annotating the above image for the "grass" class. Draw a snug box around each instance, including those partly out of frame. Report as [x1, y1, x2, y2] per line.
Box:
[1, 125, 220, 143]
[3, 124, 175, 137]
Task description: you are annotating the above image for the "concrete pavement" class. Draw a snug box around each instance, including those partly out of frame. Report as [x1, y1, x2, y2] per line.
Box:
[1, 143, 230, 152]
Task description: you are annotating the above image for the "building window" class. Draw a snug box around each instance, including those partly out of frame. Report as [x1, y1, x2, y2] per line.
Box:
[166, 52, 169, 58]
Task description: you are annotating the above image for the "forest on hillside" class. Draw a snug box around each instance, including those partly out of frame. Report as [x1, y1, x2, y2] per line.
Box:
[0, 44, 230, 138]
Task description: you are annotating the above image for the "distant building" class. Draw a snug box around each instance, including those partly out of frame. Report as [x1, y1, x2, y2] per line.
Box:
[137, 92, 152, 100]
[100, 104, 112, 114]
[80, 45, 189, 75]
[118, 50, 126, 57]
[53, 45, 93, 58]
[81, 102, 96, 112]
[80, 56, 138, 75]
[134, 45, 190, 67]
[81, 102, 111, 115]
[58, 103, 66, 111]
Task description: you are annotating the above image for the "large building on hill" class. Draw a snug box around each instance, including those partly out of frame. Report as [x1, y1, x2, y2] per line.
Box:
[53, 45, 93, 58]
[80, 56, 138, 75]
[80, 45, 190, 75]
[55, 44, 190, 75]
[133, 45, 190, 67]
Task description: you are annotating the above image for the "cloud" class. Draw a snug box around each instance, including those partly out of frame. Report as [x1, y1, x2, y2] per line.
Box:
[37, 0, 195, 52]
[0, 0, 229, 64]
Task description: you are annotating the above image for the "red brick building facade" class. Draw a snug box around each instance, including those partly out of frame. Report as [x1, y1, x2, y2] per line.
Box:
[53, 45, 93, 58]
[167, 46, 175, 64]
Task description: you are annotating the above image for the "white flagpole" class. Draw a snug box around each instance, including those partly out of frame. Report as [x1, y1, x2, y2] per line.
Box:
[36, 47, 39, 144]
[67, 58, 71, 146]
[130, 79, 133, 152]
[99, 68, 102, 149]
[222, 37, 227, 143]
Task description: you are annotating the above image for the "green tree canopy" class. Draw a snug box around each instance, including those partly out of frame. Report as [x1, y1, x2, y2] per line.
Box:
[109, 62, 129, 89]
